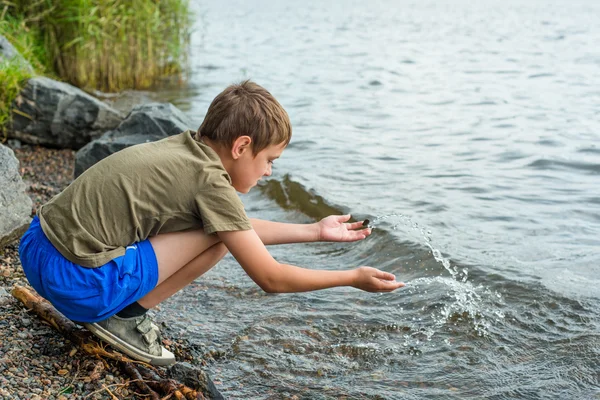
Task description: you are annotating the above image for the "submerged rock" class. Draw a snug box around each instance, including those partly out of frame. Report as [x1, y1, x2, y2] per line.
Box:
[9, 77, 124, 149]
[0, 144, 32, 249]
[74, 103, 193, 177]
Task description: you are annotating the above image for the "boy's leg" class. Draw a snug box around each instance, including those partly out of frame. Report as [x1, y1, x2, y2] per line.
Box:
[85, 229, 228, 365]
[138, 241, 228, 308]
[150, 229, 224, 286]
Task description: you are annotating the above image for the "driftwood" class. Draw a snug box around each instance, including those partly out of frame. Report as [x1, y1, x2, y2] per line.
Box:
[11, 285, 207, 400]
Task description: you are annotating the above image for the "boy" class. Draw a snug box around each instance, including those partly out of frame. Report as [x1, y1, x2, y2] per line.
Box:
[19, 81, 404, 366]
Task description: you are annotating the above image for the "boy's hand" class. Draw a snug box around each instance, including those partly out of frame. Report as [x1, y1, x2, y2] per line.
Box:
[352, 267, 405, 292]
[317, 214, 371, 242]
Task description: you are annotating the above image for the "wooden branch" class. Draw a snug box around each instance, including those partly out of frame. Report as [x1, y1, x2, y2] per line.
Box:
[138, 364, 205, 400]
[11, 285, 133, 363]
[11, 285, 210, 400]
[121, 361, 160, 400]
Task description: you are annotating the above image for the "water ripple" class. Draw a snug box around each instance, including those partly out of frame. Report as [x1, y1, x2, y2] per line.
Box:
[527, 158, 600, 174]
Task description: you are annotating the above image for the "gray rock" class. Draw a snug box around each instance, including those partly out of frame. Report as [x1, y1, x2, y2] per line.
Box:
[0, 287, 9, 307]
[74, 102, 193, 177]
[7, 139, 22, 149]
[9, 77, 124, 149]
[0, 144, 32, 249]
[0, 35, 34, 73]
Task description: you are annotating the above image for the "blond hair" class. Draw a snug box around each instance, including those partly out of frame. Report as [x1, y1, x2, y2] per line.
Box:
[198, 80, 292, 154]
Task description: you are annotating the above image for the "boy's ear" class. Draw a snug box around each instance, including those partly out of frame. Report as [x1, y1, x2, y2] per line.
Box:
[231, 135, 252, 159]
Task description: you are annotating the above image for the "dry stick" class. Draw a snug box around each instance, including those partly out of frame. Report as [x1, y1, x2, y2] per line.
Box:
[102, 384, 119, 400]
[83, 380, 142, 399]
[138, 364, 205, 400]
[121, 361, 160, 400]
[11, 286, 160, 399]
[11, 286, 134, 363]
[12, 286, 205, 398]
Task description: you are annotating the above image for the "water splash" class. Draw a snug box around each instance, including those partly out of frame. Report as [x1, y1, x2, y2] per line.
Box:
[369, 213, 468, 281]
[369, 214, 503, 340]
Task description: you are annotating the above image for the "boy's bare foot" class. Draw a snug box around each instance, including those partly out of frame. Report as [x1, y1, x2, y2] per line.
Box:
[84, 315, 175, 366]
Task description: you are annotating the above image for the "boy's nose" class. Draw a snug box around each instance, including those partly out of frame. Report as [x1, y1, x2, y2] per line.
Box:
[264, 164, 272, 176]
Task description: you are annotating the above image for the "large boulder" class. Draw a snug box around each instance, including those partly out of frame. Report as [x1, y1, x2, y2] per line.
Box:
[74, 103, 193, 177]
[0, 144, 32, 249]
[9, 77, 124, 149]
[0, 34, 34, 73]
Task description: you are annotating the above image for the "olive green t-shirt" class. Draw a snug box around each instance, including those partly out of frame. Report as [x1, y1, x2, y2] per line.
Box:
[38, 130, 252, 268]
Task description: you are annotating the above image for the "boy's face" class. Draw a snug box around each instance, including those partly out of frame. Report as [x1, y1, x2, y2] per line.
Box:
[231, 141, 286, 193]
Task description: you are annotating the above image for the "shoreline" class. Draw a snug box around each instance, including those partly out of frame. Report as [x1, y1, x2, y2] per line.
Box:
[0, 144, 204, 400]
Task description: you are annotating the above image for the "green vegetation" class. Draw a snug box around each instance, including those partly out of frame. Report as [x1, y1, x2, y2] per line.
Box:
[0, 14, 40, 138]
[1, 0, 190, 92]
[0, 12, 49, 73]
[0, 60, 31, 136]
[1, 0, 190, 137]
[0, 58, 30, 137]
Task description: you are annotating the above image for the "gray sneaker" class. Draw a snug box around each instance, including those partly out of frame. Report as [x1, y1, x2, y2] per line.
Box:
[84, 315, 175, 366]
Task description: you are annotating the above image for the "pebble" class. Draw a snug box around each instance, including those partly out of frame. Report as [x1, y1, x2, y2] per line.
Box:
[17, 332, 29, 339]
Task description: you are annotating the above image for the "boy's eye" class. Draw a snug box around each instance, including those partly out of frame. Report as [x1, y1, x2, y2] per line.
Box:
[268, 160, 274, 165]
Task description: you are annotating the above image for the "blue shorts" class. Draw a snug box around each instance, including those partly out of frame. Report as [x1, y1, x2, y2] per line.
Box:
[19, 216, 159, 323]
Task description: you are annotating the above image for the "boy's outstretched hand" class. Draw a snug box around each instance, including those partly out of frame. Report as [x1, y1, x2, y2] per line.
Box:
[353, 267, 405, 292]
[317, 214, 372, 242]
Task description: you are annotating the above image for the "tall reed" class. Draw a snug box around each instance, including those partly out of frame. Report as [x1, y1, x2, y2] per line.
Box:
[5, 0, 190, 92]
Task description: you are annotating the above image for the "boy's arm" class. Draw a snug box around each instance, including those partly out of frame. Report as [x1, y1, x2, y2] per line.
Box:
[250, 214, 371, 245]
[218, 229, 404, 293]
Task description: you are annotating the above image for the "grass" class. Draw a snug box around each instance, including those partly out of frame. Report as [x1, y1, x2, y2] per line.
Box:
[0, 58, 32, 139]
[2, 0, 191, 92]
[0, 13, 41, 140]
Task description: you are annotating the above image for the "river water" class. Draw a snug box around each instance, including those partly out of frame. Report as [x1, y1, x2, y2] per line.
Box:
[148, 0, 600, 398]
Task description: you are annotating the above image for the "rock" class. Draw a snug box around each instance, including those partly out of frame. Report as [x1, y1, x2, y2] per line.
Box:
[9, 77, 124, 149]
[74, 103, 193, 177]
[0, 144, 32, 249]
[0, 35, 34, 73]
[6, 139, 22, 149]
[0, 287, 10, 307]
[167, 362, 225, 400]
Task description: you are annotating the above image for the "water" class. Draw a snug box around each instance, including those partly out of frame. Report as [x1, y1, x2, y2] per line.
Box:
[146, 0, 600, 398]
